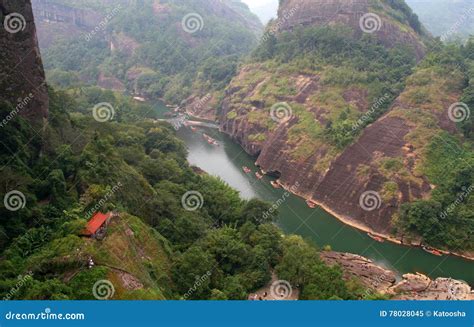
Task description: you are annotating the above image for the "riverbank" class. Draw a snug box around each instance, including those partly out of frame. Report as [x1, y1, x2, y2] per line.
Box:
[179, 117, 473, 261]
[278, 180, 474, 262]
[320, 251, 473, 300]
[185, 107, 218, 123]
[175, 121, 474, 285]
[247, 252, 473, 300]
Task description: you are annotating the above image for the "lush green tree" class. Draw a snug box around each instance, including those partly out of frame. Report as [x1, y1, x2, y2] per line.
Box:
[239, 198, 278, 225]
[172, 246, 217, 299]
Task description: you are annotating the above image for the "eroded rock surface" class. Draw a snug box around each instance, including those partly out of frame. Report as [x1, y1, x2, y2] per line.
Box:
[278, 0, 426, 60]
[0, 0, 49, 122]
[321, 251, 473, 300]
[320, 251, 396, 291]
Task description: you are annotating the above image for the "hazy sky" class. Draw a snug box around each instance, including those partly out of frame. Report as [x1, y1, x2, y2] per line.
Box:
[242, 0, 274, 9]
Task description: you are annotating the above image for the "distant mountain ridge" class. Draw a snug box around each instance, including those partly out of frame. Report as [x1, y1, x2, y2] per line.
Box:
[32, 0, 263, 103]
[406, 0, 473, 41]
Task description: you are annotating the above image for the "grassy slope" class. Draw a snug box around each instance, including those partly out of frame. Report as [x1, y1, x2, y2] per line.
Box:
[23, 214, 172, 299]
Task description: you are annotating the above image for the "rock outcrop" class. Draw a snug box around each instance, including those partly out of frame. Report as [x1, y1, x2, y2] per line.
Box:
[321, 252, 473, 300]
[277, 0, 427, 60]
[320, 251, 397, 291]
[0, 0, 48, 122]
[390, 274, 473, 300]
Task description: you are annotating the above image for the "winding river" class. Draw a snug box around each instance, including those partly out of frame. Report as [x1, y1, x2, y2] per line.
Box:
[152, 101, 474, 285]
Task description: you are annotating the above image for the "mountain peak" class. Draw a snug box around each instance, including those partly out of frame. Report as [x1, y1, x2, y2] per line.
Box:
[275, 0, 428, 59]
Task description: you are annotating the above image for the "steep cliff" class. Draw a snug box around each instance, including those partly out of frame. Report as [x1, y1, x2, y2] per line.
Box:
[219, 0, 471, 242]
[0, 0, 48, 122]
[277, 0, 428, 60]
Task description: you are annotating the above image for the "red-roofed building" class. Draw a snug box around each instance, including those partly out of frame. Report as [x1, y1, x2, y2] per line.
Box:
[82, 212, 115, 239]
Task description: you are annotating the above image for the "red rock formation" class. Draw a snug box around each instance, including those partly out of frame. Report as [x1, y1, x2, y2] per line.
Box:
[219, 1, 463, 237]
[277, 0, 427, 60]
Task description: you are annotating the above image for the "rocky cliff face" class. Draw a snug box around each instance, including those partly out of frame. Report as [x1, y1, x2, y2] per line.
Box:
[221, 67, 464, 236]
[277, 0, 427, 60]
[0, 0, 48, 122]
[219, 0, 464, 236]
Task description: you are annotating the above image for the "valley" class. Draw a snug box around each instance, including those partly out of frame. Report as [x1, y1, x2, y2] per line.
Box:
[0, 0, 472, 301]
[170, 111, 474, 286]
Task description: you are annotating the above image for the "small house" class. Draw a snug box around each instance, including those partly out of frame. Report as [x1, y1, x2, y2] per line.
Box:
[82, 212, 115, 239]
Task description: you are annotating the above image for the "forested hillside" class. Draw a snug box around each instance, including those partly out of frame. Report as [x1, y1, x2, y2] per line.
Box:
[32, 0, 262, 104]
[0, 83, 381, 300]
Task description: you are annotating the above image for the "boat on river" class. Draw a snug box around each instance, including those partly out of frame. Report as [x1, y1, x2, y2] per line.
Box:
[368, 233, 385, 243]
[175, 124, 473, 285]
[422, 246, 443, 256]
[164, 112, 177, 118]
[133, 96, 146, 102]
[270, 180, 281, 189]
[203, 133, 219, 146]
[306, 200, 318, 208]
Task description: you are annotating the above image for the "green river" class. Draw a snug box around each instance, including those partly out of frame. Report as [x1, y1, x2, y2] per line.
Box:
[152, 101, 474, 285]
